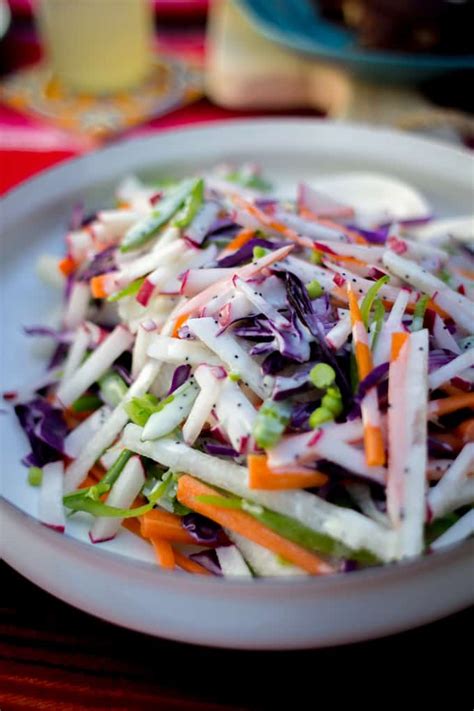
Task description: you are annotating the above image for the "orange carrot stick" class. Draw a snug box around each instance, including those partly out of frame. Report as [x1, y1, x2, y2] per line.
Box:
[233, 196, 313, 249]
[171, 313, 189, 338]
[174, 550, 213, 576]
[176, 475, 333, 575]
[59, 255, 77, 276]
[220, 227, 256, 255]
[455, 418, 474, 444]
[429, 394, 474, 418]
[390, 332, 409, 362]
[150, 536, 176, 569]
[299, 207, 368, 245]
[348, 285, 385, 466]
[90, 274, 110, 299]
[140, 510, 195, 543]
[247, 454, 328, 490]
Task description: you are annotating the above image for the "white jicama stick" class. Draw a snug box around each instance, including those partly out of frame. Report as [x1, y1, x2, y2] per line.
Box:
[215, 545, 253, 578]
[227, 531, 308, 577]
[61, 323, 90, 381]
[346, 483, 390, 528]
[273, 210, 348, 243]
[132, 324, 156, 380]
[432, 314, 462, 355]
[233, 276, 291, 330]
[446, 478, 474, 513]
[280, 256, 342, 295]
[57, 325, 133, 407]
[383, 250, 474, 332]
[372, 289, 410, 367]
[122, 425, 396, 561]
[89, 456, 145, 543]
[98, 209, 141, 238]
[39, 461, 66, 532]
[428, 444, 474, 519]
[428, 349, 474, 391]
[386, 234, 448, 264]
[314, 240, 385, 263]
[180, 268, 233, 296]
[142, 379, 199, 441]
[214, 377, 258, 454]
[64, 405, 112, 459]
[64, 359, 162, 492]
[63, 282, 90, 330]
[172, 245, 294, 320]
[66, 229, 94, 263]
[268, 429, 386, 485]
[430, 509, 474, 551]
[329, 262, 413, 306]
[100, 440, 126, 470]
[147, 335, 223, 367]
[326, 313, 352, 350]
[187, 317, 272, 399]
[387, 329, 429, 559]
[184, 200, 220, 245]
[116, 237, 183, 286]
[182, 365, 226, 445]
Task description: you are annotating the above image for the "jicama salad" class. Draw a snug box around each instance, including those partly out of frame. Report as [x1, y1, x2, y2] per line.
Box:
[7, 163, 474, 579]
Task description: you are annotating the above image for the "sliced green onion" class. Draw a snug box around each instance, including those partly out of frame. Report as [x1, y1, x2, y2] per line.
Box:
[63, 449, 133, 505]
[309, 406, 334, 428]
[370, 298, 385, 349]
[310, 250, 323, 265]
[107, 277, 145, 303]
[71, 393, 102, 413]
[360, 275, 389, 328]
[309, 363, 336, 390]
[253, 399, 291, 450]
[98, 371, 128, 407]
[28, 466, 43, 486]
[124, 393, 161, 426]
[252, 246, 269, 260]
[306, 279, 323, 300]
[321, 386, 343, 417]
[228, 371, 241, 382]
[172, 178, 204, 229]
[437, 268, 452, 285]
[410, 294, 429, 332]
[226, 171, 272, 192]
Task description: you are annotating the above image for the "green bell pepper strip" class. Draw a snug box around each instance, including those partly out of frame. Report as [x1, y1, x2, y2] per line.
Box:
[120, 178, 196, 252]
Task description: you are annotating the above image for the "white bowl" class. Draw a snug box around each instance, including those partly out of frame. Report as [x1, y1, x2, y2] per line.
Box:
[1, 119, 473, 649]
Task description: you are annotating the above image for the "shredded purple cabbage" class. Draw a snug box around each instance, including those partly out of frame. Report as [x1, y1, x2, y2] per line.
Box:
[347, 225, 390, 245]
[353, 362, 390, 405]
[23, 326, 71, 342]
[167, 365, 192, 395]
[202, 441, 240, 458]
[261, 351, 292, 375]
[48, 343, 69, 370]
[182, 513, 229, 546]
[78, 246, 117, 281]
[14, 397, 67, 467]
[290, 401, 315, 430]
[217, 238, 283, 268]
[428, 349, 456, 373]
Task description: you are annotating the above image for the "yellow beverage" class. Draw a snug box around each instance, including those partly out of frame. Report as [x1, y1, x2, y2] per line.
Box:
[36, 0, 154, 95]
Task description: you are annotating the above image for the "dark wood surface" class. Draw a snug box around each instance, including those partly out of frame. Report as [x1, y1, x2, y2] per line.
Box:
[1, 561, 472, 709]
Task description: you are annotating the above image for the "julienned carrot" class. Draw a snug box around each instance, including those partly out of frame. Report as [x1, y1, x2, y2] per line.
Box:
[59, 255, 77, 276]
[347, 285, 385, 466]
[429, 394, 474, 418]
[122, 518, 143, 538]
[140, 509, 195, 543]
[90, 274, 110, 299]
[390, 332, 409, 362]
[176, 475, 333, 575]
[233, 196, 313, 250]
[220, 227, 255, 255]
[174, 550, 213, 576]
[172, 314, 189, 338]
[150, 536, 175, 569]
[247, 454, 328, 490]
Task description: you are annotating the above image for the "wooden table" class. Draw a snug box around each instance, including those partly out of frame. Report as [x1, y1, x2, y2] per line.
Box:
[1, 562, 472, 709]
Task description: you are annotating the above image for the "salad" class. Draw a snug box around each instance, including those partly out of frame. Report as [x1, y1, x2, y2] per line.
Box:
[7, 164, 474, 578]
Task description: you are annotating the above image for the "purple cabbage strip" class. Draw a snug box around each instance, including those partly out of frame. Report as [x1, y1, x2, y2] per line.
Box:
[23, 325, 71, 343]
[250, 341, 275, 357]
[203, 441, 240, 458]
[232, 317, 273, 340]
[14, 397, 67, 467]
[347, 224, 390, 245]
[206, 216, 238, 236]
[48, 342, 69, 370]
[340, 560, 359, 573]
[284, 271, 351, 401]
[290, 401, 315, 430]
[272, 364, 313, 400]
[167, 365, 192, 395]
[353, 362, 390, 405]
[265, 312, 311, 364]
[261, 351, 292, 375]
[78, 246, 117, 281]
[182, 513, 230, 546]
[428, 349, 456, 373]
[217, 238, 286, 268]
[189, 549, 222, 576]
[113, 363, 133, 386]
